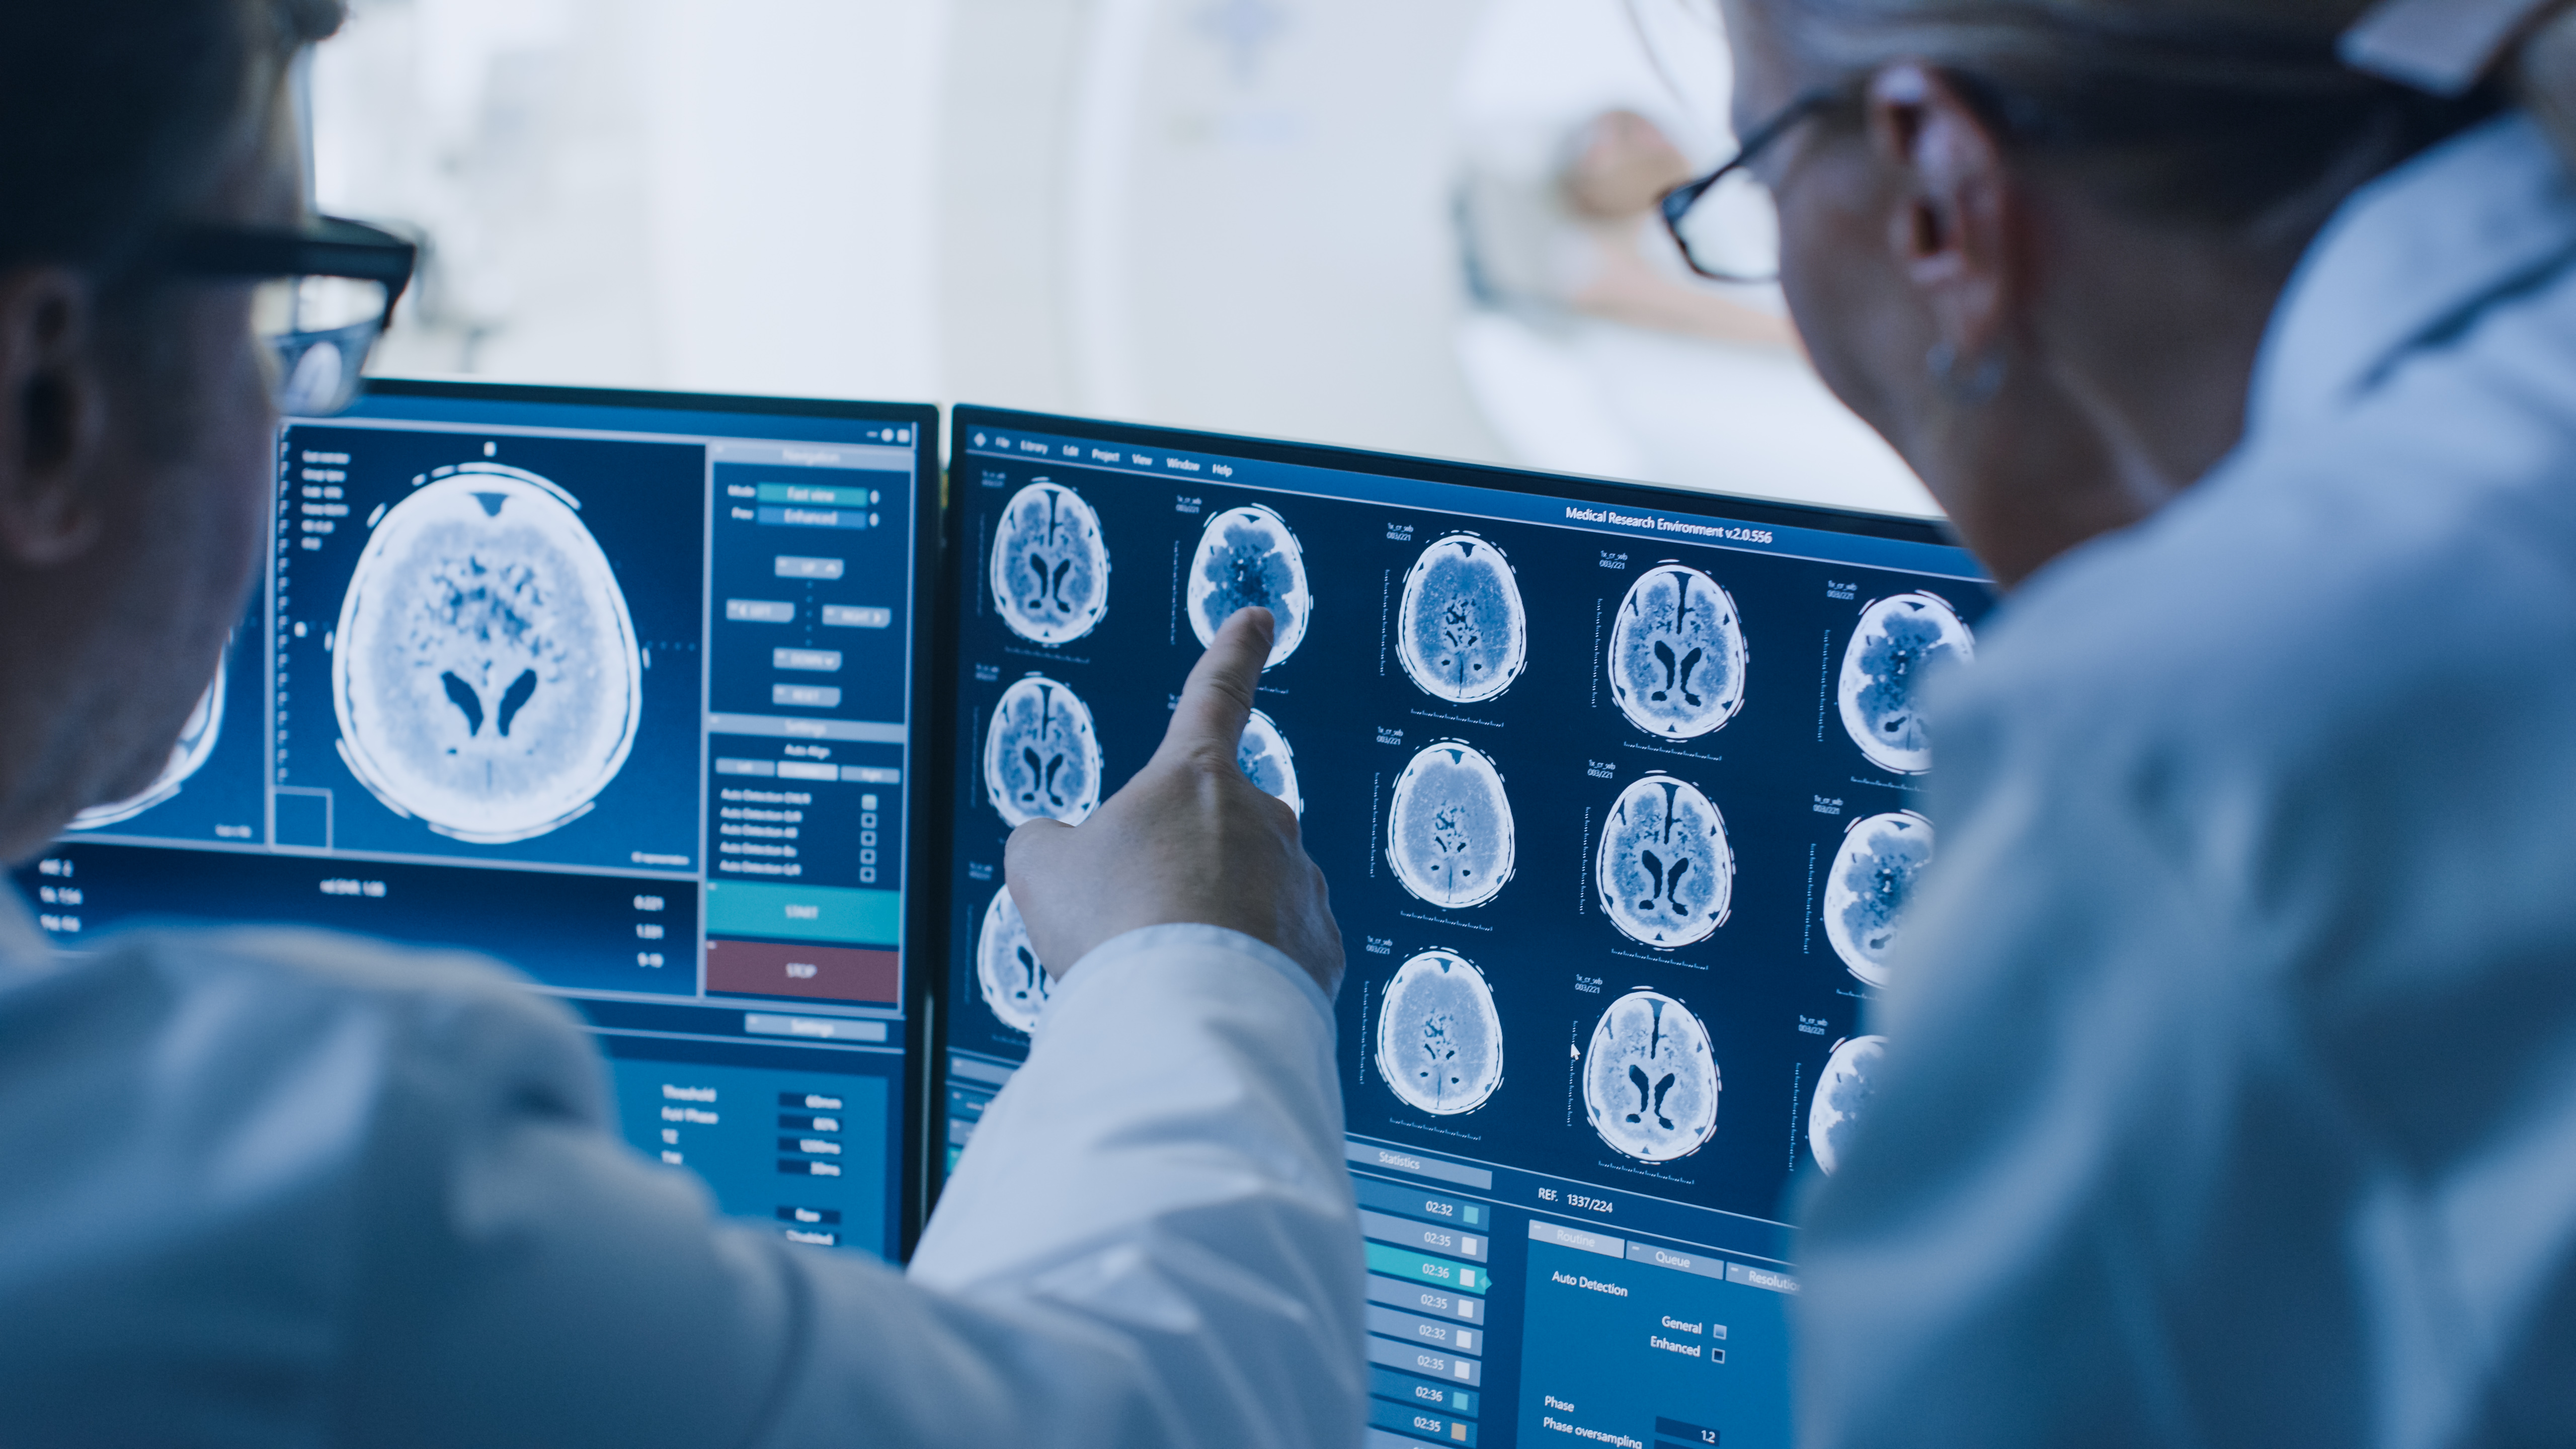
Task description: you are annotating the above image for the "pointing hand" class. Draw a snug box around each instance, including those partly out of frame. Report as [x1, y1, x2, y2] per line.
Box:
[1004, 607, 1344, 997]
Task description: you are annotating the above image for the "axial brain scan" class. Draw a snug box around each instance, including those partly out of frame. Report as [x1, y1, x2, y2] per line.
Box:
[1386, 742, 1515, 909]
[72, 660, 226, 830]
[1607, 564, 1747, 739]
[1596, 774, 1733, 948]
[1582, 989, 1720, 1163]
[1807, 1034, 1887, 1176]
[982, 674, 1103, 828]
[1375, 950, 1505, 1115]
[333, 465, 641, 843]
[1838, 591, 1974, 774]
[1824, 811, 1934, 989]
[1396, 533, 1527, 704]
[1238, 707, 1303, 814]
[975, 884, 1050, 1033]
[990, 481, 1110, 645]
[1186, 504, 1311, 667]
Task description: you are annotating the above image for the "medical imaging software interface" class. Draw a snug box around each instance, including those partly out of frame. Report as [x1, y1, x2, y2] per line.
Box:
[12, 384, 934, 1261]
[940, 409, 1993, 1449]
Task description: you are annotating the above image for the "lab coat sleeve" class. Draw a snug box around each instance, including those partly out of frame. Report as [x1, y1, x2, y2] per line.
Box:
[1788, 649, 2382, 1449]
[324, 922, 1360, 1449]
[1788, 720, 2234, 1449]
[783, 921, 1367, 1448]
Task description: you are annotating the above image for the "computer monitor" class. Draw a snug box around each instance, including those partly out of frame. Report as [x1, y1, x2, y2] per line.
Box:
[13, 380, 943, 1261]
[936, 406, 1995, 1449]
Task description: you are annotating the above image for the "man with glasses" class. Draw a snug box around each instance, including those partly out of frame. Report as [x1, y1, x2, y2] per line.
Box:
[183, 217, 417, 417]
[0, 5, 1360, 1446]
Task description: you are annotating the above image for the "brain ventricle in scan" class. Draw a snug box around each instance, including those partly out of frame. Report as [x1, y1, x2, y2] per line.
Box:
[1386, 741, 1515, 910]
[1238, 707, 1303, 815]
[1838, 591, 1973, 774]
[1375, 950, 1505, 1115]
[990, 481, 1110, 645]
[333, 465, 641, 843]
[1823, 810, 1933, 988]
[1397, 533, 1527, 704]
[1596, 773, 1733, 948]
[976, 884, 1050, 1033]
[1608, 564, 1746, 738]
[1186, 504, 1310, 667]
[1583, 989, 1720, 1162]
[982, 674, 1103, 827]
[1806, 1033, 1887, 1176]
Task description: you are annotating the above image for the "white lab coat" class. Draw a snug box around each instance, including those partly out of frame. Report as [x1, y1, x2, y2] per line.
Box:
[1799, 114, 2576, 1448]
[0, 892, 1364, 1448]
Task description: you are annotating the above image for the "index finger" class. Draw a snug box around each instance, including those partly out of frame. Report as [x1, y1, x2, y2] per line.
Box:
[1155, 606, 1274, 765]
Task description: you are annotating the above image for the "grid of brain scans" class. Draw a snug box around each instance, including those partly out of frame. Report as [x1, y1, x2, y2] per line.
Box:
[939, 409, 1993, 1449]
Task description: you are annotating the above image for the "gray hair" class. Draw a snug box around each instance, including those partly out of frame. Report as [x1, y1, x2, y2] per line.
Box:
[0, 0, 347, 286]
[2518, 9, 2576, 161]
[1764, 0, 2507, 231]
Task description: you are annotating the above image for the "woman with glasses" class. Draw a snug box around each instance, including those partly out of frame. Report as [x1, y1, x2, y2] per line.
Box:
[1661, 0, 2576, 1442]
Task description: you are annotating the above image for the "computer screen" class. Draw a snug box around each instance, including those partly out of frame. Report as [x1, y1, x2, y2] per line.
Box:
[12, 380, 941, 1260]
[937, 406, 1995, 1449]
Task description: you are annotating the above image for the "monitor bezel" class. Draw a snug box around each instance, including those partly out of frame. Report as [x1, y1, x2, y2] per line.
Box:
[928, 403, 1982, 1206]
[352, 377, 948, 1258]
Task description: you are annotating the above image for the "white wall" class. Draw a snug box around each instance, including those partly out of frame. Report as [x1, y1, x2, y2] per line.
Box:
[313, 0, 952, 400]
[633, 0, 951, 400]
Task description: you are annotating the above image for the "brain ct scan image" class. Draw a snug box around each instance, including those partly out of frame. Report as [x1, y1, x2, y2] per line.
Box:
[1824, 811, 1934, 989]
[990, 481, 1110, 645]
[1186, 503, 1311, 667]
[982, 674, 1104, 828]
[71, 662, 226, 830]
[1375, 950, 1505, 1115]
[1807, 1034, 1888, 1176]
[975, 884, 1051, 1033]
[1386, 741, 1515, 910]
[1396, 533, 1527, 704]
[1838, 591, 1974, 774]
[333, 464, 641, 843]
[1238, 708, 1303, 815]
[1607, 564, 1747, 739]
[1582, 990, 1720, 1163]
[1597, 774, 1734, 948]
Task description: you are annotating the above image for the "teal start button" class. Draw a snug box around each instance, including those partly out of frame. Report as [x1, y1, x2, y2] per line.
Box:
[704, 880, 899, 947]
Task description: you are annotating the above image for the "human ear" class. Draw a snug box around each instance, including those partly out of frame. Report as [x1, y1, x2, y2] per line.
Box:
[1864, 64, 2018, 366]
[0, 266, 107, 567]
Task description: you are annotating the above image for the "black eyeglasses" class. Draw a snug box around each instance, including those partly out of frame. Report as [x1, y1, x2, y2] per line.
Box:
[1658, 89, 1840, 284]
[166, 216, 417, 417]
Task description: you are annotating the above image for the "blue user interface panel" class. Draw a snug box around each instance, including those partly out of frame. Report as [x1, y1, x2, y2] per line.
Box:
[938, 407, 1995, 1449]
[12, 381, 938, 1260]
